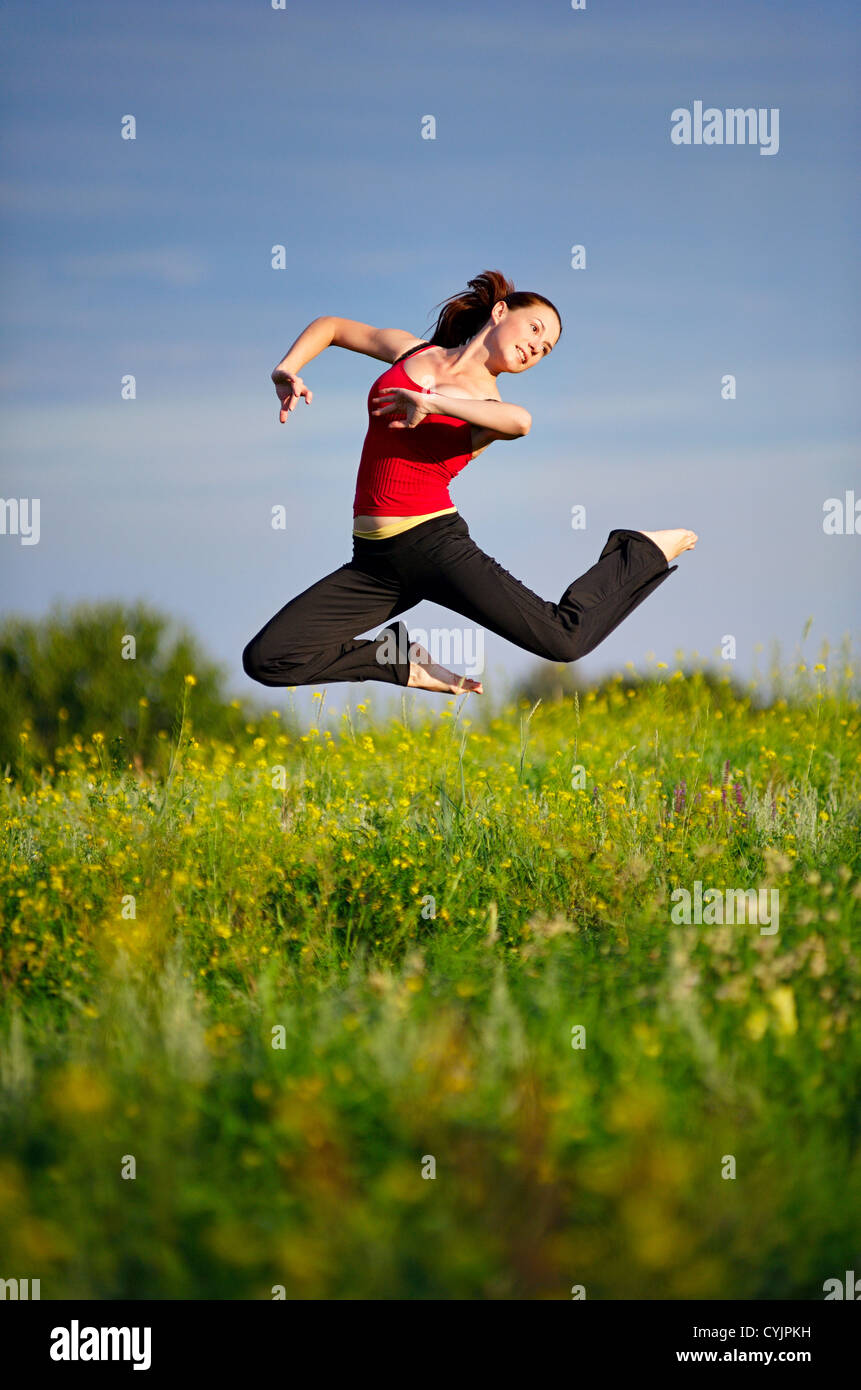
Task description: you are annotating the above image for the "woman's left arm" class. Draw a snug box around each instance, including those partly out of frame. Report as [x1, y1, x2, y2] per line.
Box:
[371, 386, 530, 438]
[468, 425, 511, 458]
[427, 391, 531, 437]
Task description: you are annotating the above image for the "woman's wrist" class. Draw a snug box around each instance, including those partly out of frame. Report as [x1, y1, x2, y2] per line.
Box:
[272, 363, 297, 381]
[272, 319, 334, 382]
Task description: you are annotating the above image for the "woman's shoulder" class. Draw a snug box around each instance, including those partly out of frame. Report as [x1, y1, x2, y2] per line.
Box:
[391, 340, 431, 366]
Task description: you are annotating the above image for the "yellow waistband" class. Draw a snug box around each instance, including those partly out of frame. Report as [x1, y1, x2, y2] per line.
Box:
[352, 507, 457, 540]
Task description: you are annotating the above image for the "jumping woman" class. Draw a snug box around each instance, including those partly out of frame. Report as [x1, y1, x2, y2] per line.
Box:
[242, 270, 697, 696]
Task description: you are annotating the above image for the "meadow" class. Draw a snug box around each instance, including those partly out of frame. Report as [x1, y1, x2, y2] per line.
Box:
[1, 652, 860, 1299]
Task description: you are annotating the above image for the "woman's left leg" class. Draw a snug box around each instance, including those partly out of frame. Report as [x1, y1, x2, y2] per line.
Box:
[242, 558, 420, 688]
[405, 516, 678, 664]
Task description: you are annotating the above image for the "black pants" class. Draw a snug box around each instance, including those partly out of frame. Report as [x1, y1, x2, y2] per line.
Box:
[241, 511, 678, 688]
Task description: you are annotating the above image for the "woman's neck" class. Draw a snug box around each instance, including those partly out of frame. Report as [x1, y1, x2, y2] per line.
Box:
[434, 336, 498, 389]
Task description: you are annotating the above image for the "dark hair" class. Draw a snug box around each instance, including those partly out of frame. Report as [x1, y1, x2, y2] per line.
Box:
[424, 269, 562, 349]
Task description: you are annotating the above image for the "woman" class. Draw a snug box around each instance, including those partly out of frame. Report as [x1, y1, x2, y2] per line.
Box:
[242, 270, 697, 696]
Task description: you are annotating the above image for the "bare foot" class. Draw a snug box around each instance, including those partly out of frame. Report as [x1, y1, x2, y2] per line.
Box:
[638, 528, 698, 562]
[406, 639, 483, 695]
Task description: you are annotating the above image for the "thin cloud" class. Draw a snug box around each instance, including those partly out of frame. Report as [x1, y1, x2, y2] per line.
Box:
[61, 248, 209, 287]
[0, 180, 155, 218]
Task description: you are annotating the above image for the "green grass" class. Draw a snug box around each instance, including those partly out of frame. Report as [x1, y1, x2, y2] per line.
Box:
[1, 659, 860, 1298]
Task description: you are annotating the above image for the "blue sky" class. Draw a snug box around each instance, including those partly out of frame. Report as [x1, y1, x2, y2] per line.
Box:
[1, 0, 858, 719]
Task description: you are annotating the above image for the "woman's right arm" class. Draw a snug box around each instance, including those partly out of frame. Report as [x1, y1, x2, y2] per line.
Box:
[270, 318, 329, 420]
[272, 318, 424, 422]
[273, 317, 423, 377]
[272, 317, 334, 382]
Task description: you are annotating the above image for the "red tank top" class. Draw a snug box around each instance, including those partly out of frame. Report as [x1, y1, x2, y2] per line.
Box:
[352, 343, 475, 516]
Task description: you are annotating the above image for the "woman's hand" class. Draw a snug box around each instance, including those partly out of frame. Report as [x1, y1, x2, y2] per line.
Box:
[370, 385, 431, 429]
[273, 369, 313, 423]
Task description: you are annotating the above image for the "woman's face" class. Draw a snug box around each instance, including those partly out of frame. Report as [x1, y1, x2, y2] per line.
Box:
[488, 302, 561, 373]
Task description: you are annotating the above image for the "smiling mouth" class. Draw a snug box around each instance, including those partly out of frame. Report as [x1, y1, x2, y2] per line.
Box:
[516, 345, 527, 364]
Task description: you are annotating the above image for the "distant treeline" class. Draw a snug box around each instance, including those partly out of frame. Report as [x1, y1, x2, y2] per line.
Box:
[0, 600, 827, 779]
[0, 601, 254, 777]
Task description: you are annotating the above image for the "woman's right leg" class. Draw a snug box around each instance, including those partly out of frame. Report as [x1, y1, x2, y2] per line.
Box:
[242, 556, 419, 688]
[394, 514, 682, 665]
